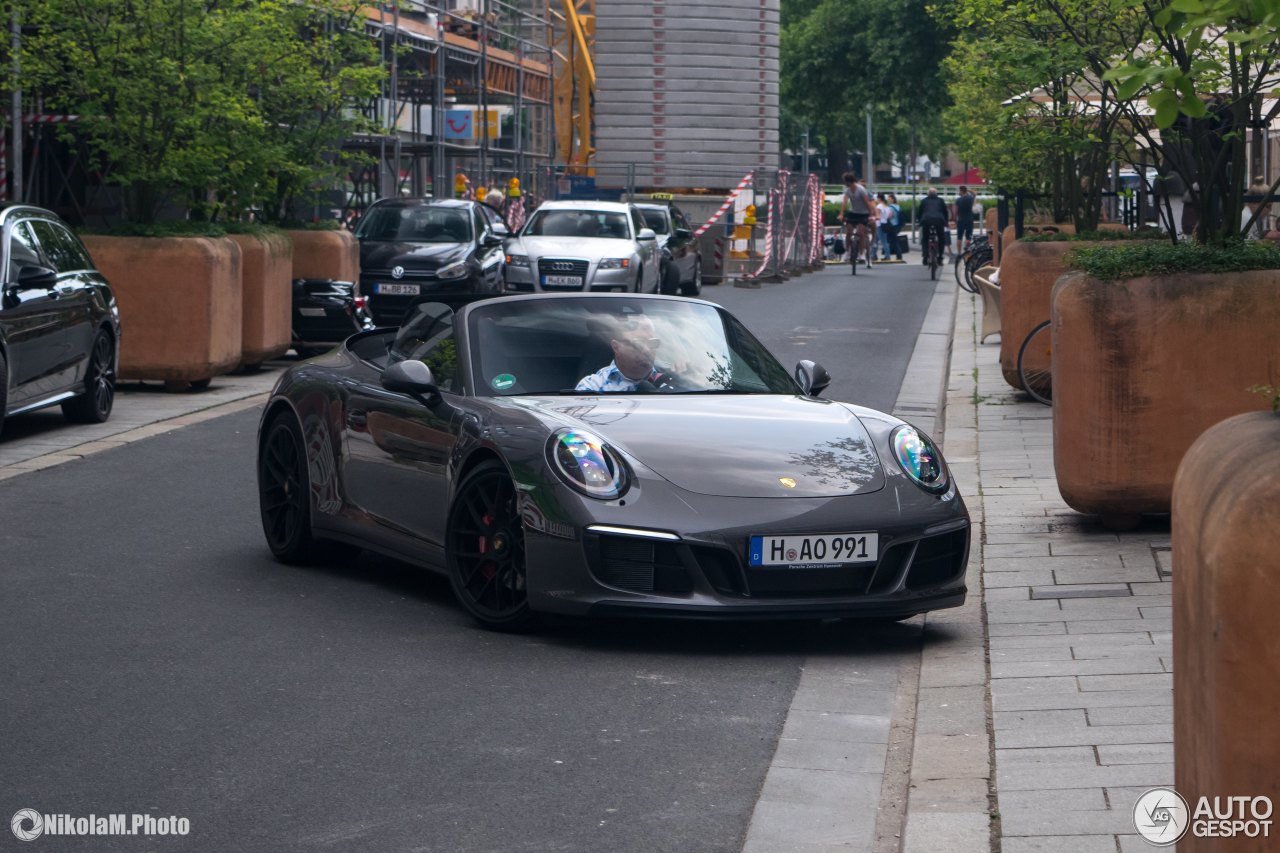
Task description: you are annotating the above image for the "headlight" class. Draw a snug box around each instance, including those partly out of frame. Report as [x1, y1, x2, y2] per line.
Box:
[890, 425, 949, 492]
[547, 429, 629, 500]
[437, 260, 468, 280]
[598, 258, 631, 270]
[505, 253, 530, 267]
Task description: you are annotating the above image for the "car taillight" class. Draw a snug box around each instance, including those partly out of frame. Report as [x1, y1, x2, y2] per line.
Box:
[353, 296, 367, 309]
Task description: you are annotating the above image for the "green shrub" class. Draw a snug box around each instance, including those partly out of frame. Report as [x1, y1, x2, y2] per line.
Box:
[82, 221, 229, 238]
[1067, 240, 1280, 281]
[1021, 228, 1166, 242]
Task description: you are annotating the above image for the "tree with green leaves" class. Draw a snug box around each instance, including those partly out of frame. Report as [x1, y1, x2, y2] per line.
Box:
[937, 0, 1147, 230]
[18, 0, 383, 225]
[782, 0, 953, 181]
[1106, 0, 1280, 244]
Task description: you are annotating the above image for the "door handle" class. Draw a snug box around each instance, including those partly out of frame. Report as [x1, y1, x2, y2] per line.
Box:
[346, 410, 368, 429]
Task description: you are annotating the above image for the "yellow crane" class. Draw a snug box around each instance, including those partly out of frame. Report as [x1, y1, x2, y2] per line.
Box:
[552, 0, 594, 175]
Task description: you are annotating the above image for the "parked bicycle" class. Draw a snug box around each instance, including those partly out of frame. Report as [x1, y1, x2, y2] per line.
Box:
[954, 235, 992, 293]
[1017, 319, 1053, 405]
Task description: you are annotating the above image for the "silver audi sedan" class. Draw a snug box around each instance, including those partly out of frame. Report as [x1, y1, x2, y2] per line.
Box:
[503, 201, 660, 293]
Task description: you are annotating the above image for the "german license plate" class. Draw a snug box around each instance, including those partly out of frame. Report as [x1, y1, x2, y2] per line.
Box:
[748, 532, 878, 568]
[541, 275, 583, 287]
[376, 283, 420, 296]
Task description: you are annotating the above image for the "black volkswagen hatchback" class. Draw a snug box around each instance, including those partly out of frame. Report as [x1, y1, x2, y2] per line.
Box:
[354, 198, 508, 327]
[1, 205, 120, 436]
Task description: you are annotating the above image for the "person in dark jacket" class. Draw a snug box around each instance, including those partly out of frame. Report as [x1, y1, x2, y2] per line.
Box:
[918, 188, 949, 265]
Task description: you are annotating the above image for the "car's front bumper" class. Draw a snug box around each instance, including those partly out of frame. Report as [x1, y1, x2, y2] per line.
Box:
[520, 479, 970, 620]
[504, 260, 635, 293]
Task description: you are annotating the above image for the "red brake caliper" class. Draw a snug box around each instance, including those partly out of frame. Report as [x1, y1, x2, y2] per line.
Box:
[479, 513, 498, 580]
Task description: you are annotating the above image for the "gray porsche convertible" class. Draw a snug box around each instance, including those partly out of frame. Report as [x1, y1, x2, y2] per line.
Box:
[256, 293, 969, 630]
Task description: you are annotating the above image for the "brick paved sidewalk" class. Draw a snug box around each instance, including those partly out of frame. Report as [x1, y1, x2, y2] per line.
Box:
[948, 290, 1175, 852]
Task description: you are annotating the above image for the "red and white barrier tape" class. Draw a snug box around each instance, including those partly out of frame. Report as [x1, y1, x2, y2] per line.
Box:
[692, 170, 754, 237]
[742, 176, 783, 280]
[809, 174, 823, 264]
[24, 114, 79, 124]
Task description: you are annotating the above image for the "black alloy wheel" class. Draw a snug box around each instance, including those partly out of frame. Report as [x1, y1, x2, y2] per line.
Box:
[446, 460, 533, 630]
[0, 350, 8, 436]
[681, 259, 703, 297]
[660, 262, 680, 295]
[258, 412, 318, 563]
[62, 330, 116, 423]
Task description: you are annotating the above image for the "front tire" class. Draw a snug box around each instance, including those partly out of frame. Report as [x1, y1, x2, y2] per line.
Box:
[446, 461, 533, 631]
[660, 262, 680, 295]
[258, 412, 318, 563]
[0, 350, 8, 436]
[62, 329, 116, 424]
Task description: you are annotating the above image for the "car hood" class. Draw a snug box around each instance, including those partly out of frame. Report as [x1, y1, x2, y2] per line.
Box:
[522, 395, 886, 498]
[512, 235, 637, 257]
[360, 241, 469, 269]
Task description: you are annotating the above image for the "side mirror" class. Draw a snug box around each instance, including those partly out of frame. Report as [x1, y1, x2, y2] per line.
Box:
[382, 359, 439, 400]
[637, 228, 657, 241]
[17, 265, 57, 290]
[674, 228, 693, 241]
[491, 222, 510, 238]
[482, 232, 505, 248]
[795, 360, 832, 397]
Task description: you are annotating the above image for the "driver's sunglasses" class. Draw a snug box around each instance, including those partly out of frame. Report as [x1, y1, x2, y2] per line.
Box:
[620, 336, 662, 351]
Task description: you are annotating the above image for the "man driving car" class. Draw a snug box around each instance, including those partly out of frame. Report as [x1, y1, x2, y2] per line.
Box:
[575, 313, 681, 392]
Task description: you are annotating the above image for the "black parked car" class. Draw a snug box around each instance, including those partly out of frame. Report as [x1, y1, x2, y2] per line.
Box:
[291, 279, 375, 358]
[1, 205, 120, 436]
[354, 198, 508, 327]
[634, 199, 702, 296]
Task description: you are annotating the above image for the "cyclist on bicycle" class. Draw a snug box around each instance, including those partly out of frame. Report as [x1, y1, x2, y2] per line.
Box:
[918, 187, 949, 266]
[840, 172, 874, 270]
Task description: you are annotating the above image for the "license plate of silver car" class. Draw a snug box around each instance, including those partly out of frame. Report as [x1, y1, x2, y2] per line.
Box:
[376, 283, 420, 295]
[748, 532, 879, 568]
[541, 275, 583, 287]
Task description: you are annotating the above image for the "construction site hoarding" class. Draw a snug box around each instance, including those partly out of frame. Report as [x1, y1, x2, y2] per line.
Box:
[593, 0, 780, 193]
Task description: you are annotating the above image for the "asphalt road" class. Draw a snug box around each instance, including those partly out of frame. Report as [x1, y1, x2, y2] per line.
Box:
[0, 260, 937, 852]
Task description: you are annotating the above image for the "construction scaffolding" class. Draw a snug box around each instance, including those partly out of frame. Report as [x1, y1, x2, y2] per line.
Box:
[5, 0, 556, 225]
[344, 0, 555, 219]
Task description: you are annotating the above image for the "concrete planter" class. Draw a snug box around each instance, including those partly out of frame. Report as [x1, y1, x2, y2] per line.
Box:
[997, 223, 1072, 267]
[285, 229, 359, 283]
[1172, 411, 1280, 836]
[998, 235, 1153, 390]
[81, 235, 243, 388]
[230, 232, 292, 368]
[1052, 269, 1280, 525]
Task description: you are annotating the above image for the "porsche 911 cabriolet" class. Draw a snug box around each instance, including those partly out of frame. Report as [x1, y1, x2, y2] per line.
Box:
[256, 293, 970, 630]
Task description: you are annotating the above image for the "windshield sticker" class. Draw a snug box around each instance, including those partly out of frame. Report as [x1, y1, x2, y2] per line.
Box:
[491, 373, 516, 391]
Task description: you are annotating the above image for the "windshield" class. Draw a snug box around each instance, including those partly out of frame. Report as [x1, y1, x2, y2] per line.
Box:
[355, 206, 472, 243]
[468, 297, 799, 396]
[639, 209, 670, 234]
[523, 209, 632, 240]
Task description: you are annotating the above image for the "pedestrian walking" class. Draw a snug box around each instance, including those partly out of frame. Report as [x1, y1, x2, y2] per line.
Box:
[886, 193, 904, 261]
[953, 185, 976, 256]
[875, 193, 893, 262]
